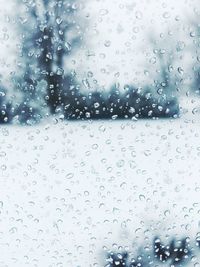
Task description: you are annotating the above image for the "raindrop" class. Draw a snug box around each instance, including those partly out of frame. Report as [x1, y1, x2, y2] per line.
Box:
[56, 17, 63, 25]
[178, 67, 184, 75]
[56, 68, 64, 76]
[99, 9, 109, 16]
[135, 11, 143, 19]
[66, 173, 74, 179]
[163, 12, 170, 19]
[64, 42, 72, 51]
[104, 40, 111, 47]
[139, 194, 145, 201]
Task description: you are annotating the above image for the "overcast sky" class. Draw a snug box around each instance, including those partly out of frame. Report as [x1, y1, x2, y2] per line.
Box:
[0, 0, 198, 90]
[67, 0, 199, 90]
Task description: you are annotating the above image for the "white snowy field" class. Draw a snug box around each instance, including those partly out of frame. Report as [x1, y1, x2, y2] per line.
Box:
[0, 117, 200, 266]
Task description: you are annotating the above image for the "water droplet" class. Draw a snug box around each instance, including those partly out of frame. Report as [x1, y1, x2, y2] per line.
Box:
[135, 11, 143, 19]
[56, 17, 63, 25]
[56, 68, 64, 75]
[99, 9, 108, 16]
[104, 40, 111, 47]
[163, 12, 170, 19]
[66, 173, 74, 179]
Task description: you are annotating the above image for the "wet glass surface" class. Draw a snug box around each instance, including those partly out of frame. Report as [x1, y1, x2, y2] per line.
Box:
[0, 1, 200, 266]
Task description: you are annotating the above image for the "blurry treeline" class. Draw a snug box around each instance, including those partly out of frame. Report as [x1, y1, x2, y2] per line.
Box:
[1, 0, 200, 124]
[105, 235, 200, 266]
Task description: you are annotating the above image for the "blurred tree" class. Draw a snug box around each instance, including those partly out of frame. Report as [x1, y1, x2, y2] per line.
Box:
[0, 82, 12, 123]
[190, 16, 200, 95]
[15, 0, 82, 122]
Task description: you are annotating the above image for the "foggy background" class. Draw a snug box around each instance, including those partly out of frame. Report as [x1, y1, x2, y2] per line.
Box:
[0, 0, 197, 90]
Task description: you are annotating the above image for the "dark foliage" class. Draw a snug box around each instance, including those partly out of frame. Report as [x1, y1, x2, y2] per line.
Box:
[154, 237, 191, 265]
[195, 233, 200, 248]
[0, 102, 12, 124]
[105, 236, 192, 267]
[0, 85, 13, 124]
[61, 82, 179, 120]
[105, 252, 128, 267]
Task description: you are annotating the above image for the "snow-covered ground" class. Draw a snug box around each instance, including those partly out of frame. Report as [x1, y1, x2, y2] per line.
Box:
[0, 116, 200, 266]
